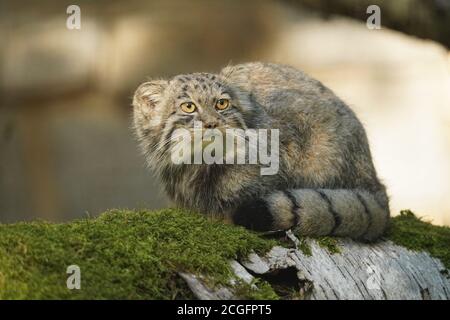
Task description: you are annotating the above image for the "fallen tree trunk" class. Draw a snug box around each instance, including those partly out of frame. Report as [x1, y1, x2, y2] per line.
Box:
[181, 231, 450, 300]
[1, 209, 448, 299]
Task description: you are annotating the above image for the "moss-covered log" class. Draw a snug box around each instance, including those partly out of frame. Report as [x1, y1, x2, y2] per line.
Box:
[0, 209, 278, 299]
[0, 209, 449, 299]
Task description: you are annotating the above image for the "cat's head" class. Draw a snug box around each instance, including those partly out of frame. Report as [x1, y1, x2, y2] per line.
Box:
[132, 72, 257, 169]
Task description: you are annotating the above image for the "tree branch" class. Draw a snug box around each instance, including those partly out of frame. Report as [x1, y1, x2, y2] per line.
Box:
[284, 0, 450, 48]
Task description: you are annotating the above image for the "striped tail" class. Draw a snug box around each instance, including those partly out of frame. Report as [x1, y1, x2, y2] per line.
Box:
[233, 189, 390, 241]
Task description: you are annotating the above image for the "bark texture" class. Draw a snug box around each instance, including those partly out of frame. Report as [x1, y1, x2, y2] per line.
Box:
[181, 231, 450, 300]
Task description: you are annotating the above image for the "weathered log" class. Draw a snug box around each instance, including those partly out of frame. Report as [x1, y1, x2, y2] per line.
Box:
[181, 231, 450, 300]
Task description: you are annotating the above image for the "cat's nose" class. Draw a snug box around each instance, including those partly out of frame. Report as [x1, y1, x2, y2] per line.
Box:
[204, 121, 219, 129]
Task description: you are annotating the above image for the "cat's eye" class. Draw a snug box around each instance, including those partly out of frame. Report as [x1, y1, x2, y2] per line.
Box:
[215, 99, 230, 111]
[180, 102, 197, 113]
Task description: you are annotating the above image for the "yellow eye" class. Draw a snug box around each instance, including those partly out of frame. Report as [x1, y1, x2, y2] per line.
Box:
[180, 102, 197, 113]
[215, 98, 230, 110]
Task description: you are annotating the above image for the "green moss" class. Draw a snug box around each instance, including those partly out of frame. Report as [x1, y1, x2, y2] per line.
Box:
[293, 235, 340, 255]
[1, 208, 448, 299]
[296, 237, 312, 256]
[316, 237, 341, 254]
[234, 279, 280, 300]
[0, 209, 278, 299]
[387, 210, 450, 269]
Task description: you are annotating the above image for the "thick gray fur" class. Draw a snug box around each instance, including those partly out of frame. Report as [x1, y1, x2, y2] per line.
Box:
[132, 62, 390, 241]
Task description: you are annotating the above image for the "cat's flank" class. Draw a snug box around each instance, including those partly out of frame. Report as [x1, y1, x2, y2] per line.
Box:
[132, 62, 389, 241]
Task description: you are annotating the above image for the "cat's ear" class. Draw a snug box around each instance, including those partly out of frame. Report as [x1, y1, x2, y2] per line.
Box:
[133, 80, 169, 131]
[133, 80, 168, 111]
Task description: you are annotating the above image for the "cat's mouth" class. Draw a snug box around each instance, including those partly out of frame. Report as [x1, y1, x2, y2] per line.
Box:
[167, 127, 252, 164]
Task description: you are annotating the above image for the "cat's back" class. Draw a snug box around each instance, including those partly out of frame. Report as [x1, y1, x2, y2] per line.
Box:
[221, 62, 360, 133]
[221, 62, 310, 88]
[220, 62, 329, 109]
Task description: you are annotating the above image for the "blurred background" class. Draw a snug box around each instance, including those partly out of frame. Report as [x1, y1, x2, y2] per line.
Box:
[0, 0, 449, 225]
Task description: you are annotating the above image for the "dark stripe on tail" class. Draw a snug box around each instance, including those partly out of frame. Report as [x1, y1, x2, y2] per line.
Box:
[316, 190, 342, 234]
[283, 190, 300, 227]
[233, 198, 273, 231]
[354, 191, 372, 236]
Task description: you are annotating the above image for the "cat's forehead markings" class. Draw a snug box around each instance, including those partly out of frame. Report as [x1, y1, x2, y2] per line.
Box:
[172, 73, 227, 97]
[177, 93, 189, 99]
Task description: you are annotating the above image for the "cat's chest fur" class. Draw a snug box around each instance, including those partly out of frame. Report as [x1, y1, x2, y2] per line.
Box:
[160, 163, 276, 214]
